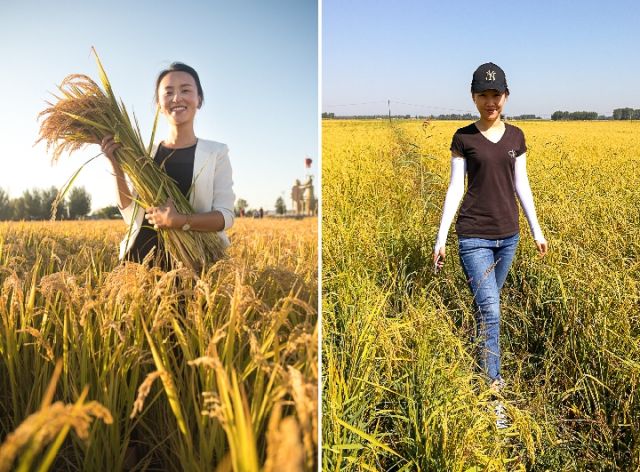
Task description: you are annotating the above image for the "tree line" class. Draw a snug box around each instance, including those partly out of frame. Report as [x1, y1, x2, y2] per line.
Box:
[322, 112, 481, 120]
[551, 108, 639, 121]
[233, 198, 288, 217]
[0, 186, 92, 221]
[323, 107, 640, 121]
[551, 111, 600, 121]
[612, 108, 640, 120]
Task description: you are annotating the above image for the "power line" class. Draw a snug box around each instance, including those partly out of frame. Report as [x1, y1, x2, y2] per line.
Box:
[324, 99, 477, 114]
[325, 100, 388, 107]
[392, 100, 476, 114]
[325, 99, 552, 118]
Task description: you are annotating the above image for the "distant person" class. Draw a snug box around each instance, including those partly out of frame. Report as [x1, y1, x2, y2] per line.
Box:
[433, 63, 547, 428]
[259, 207, 264, 218]
[292, 179, 303, 215]
[101, 62, 235, 268]
[302, 175, 315, 216]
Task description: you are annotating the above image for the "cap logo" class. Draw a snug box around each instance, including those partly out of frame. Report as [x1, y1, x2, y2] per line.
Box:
[486, 70, 496, 81]
[508, 150, 516, 159]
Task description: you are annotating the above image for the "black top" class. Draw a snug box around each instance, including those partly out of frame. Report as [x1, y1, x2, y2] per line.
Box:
[126, 142, 196, 265]
[451, 123, 526, 239]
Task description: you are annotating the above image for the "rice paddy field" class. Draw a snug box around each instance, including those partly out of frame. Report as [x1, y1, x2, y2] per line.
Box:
[0, 217, 317, 471]
[322, 120, 640, 471]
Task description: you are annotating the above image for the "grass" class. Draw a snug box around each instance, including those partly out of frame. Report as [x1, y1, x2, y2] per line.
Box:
[0, 217, 318, 471]
[322, 119, 640, 471]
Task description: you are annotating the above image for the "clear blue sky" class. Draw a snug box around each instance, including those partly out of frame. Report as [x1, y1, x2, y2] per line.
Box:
[323, 0, 640, 118]
[0, 0, 317, 212]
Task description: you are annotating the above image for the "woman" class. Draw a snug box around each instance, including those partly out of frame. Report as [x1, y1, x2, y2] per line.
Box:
[433, 63, 547, 423]
[102, 62, 235, 267]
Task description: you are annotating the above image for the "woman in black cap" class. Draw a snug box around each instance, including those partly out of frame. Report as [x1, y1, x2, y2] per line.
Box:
[432, 62, 547, 427]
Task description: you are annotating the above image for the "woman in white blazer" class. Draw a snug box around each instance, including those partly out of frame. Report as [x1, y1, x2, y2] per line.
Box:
[101, 62, 235, 265]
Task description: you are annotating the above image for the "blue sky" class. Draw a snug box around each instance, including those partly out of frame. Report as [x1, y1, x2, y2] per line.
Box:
[323, 0, 640, 117]
[0, 0, 317, 212]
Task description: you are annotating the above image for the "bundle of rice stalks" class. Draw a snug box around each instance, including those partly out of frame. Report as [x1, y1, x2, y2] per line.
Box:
[36, 47, 226, 272]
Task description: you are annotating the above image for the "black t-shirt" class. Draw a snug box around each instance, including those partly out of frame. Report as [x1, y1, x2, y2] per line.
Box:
[126, 142, 196, 265]
[451, 123, 526, 239]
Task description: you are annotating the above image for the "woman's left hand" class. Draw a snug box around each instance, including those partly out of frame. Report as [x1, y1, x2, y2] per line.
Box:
[145, 198, 183, 229]
[535, 239, 548, 257]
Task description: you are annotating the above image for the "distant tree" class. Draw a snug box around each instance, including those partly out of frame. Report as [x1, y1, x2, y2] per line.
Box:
[235, 198, 249, 216]
[579, 111, 598, 120]
[11, 196, 26, 220]
[431, 113, 479, 120]
[509, 114, 540, 120]
[551, 110, 598, 121]
[613, 107, 640, 120]
[0, 189, 11, 220]
[275, 197, 286, 215]
[67, 187, 91, 219]
[93, 205, 120, 219]
[551, 111, 568, 121]
[613, 107, 633, 120]
[21, 189, 43, 220]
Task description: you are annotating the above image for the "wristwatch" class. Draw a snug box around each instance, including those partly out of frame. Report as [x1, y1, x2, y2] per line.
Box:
[181, 214, 192, 231]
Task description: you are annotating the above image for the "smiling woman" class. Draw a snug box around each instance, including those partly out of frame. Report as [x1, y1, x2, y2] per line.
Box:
[433, 62, 548, 429]
[102, 62, 235, 268]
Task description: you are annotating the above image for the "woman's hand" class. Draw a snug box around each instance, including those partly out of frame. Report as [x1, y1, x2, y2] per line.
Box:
[145, 199, 185, 230]
[102, 135, 132, 209]
[535, 239, 548, 257]
[433, 245, 446, 273]
[101, 135, 121, 165]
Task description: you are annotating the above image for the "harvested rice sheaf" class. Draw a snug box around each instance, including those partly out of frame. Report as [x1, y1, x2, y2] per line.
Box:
[36, 48, 226, 272]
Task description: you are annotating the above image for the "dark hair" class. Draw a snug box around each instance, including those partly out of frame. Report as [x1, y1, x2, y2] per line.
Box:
[155, 62, 204, 107]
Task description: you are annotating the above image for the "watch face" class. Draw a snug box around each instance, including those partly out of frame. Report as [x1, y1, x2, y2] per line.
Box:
[182, 223, 191, 231]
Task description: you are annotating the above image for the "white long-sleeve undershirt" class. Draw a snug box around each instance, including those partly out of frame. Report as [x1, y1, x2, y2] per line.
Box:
[433, 153, 546, 252]
[434, 156, 466, 252]
[513, 154, 545, 243]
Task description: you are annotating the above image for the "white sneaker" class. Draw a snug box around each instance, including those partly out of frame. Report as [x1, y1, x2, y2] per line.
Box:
[494, 400, 508, 429]
[489, 378, 508, 429]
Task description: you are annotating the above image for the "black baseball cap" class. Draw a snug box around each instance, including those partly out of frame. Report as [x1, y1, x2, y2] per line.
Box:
[471, 62, 508, 94]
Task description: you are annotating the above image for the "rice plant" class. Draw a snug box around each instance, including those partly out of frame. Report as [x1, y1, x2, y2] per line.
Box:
[0, 217, 318, 471]
[322, 119, 640, 471]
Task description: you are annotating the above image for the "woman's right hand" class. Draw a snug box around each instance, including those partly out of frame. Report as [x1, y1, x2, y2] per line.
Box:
[433, 245, 446, 273]
[101, 135, 121, 165]
[102, 135, 132, 209]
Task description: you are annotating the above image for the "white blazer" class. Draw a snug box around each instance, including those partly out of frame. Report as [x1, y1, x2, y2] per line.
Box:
[117, 139, 235, 260]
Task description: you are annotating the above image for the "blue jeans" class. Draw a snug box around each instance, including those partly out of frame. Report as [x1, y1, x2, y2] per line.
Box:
[458, 233, 519, 381]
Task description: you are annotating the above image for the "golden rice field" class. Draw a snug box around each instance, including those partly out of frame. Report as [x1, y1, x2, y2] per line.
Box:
[322, 120, 640, 471]
[0, 217, 317, 471]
